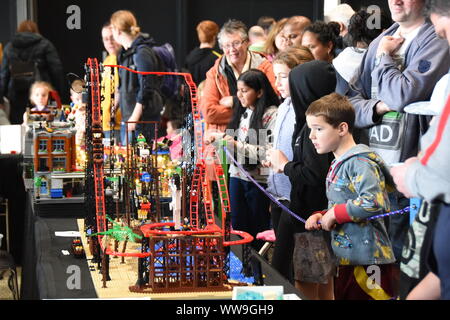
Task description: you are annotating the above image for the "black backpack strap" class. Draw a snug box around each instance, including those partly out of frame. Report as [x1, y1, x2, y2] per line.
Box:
[133, 44, 164, 89]
[134, 43, 164, 72]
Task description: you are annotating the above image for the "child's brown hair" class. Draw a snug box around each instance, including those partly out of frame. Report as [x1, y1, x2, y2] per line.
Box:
[272, 45, 314, 69]
[306, 92, 355, 133]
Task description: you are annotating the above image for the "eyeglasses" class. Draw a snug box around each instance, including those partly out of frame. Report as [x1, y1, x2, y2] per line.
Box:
[221, 40, 246, 51]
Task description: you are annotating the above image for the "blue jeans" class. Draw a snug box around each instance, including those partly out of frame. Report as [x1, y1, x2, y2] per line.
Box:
[229, 177, 271, 251]
[434, 203, 450, 299]
[104, 130, 121, 144]
[120, 123, 134, 146]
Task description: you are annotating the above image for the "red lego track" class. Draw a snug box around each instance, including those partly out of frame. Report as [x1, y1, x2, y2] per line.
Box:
[85, 61, 253, 258]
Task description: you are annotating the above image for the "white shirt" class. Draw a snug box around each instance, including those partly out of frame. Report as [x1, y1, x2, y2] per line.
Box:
[333, 47, 367, 83]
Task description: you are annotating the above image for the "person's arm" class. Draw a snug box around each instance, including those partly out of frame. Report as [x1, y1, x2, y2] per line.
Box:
[403, 98, 450, 203]
[127, 102, 143, 128]
[233, 108, 277, 162]
[348, 76, 384, 127]
[333, 159, 388, 224]
[372, 32, 450, 111]
[407, 272, 441, 300]
[127, 47, 158, 130]
[347, 46, 385, 128]
[199, 66, 234, 126]
[405, 160, 450, 202]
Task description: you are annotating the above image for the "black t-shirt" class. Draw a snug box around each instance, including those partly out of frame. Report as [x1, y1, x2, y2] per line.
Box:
[184, 47, 220, 86]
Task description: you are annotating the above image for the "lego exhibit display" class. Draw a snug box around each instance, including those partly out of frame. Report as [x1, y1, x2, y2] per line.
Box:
[21, 57, 255, 297]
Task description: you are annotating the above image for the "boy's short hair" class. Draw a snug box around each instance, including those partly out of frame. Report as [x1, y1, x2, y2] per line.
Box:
[306, 93, 355, 133]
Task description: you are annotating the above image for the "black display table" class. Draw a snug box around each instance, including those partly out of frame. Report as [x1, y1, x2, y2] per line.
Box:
[21, 192, 304, 299]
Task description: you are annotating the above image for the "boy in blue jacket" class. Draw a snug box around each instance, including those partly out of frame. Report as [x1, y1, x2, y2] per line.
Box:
[305, 93, 397, 300]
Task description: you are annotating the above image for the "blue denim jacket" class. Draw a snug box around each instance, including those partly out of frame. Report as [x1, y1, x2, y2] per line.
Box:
[327, 144, 395, 266]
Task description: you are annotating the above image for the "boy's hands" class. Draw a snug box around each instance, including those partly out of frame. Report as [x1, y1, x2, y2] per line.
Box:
[305, 213, 323, 230]
[305, 208, 337, 231]
[321, 207, 337, 231]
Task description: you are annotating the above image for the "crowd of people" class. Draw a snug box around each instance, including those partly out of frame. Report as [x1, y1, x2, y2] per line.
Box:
[0, 0, 449, 300]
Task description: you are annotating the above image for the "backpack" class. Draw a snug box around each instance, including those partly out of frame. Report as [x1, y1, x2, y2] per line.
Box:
[9, 45, 41, 93]
[130, 44, 164, 118]
[150, 43, 180, 100]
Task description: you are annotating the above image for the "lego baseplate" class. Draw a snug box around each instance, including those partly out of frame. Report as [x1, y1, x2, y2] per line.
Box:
[77, 219, 253, 299]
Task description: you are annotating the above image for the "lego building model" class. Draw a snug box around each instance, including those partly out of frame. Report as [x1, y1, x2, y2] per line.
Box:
[22, 90, 84, 201]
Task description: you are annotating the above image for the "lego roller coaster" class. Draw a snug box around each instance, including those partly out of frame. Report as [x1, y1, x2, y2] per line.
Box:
[83, 58, 253, 293]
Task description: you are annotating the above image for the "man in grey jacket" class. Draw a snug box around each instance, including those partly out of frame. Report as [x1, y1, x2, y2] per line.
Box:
[347, 0, 450, 261]
[391, 0, 450, 300]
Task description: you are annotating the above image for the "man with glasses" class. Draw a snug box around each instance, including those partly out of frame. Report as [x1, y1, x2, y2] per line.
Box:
[200, 19, 276, 132]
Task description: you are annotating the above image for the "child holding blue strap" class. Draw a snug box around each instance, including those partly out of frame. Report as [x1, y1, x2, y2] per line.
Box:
[305, 93, 397, 300]
[206, 68, 279, 251]
[266, 46, 314, 282]
[267, 60, 337, 300]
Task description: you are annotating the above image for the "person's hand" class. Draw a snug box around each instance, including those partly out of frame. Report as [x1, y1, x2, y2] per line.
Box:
[266, 149, 289, 173]
[390, 157, 418, 198]
[219, 96, 234, 108]
[377, 35, 404, 56]
[305, 213, 323, 230]
[261, 160, 272, 168]
[375, 101, 391, 115]
[204, 130, 235, 148]
[204, 129, 223, 145]
[127, 103, 143, 132]
[321, 207, 337, 231]
[126, 121, 137, 132]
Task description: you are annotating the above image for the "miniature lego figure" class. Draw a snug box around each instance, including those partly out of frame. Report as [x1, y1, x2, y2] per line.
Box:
[138, 197, 151, 220]
[136, 133, 147, 146]
[169, 174, 182, 230]
[67, 79, 87, 169]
